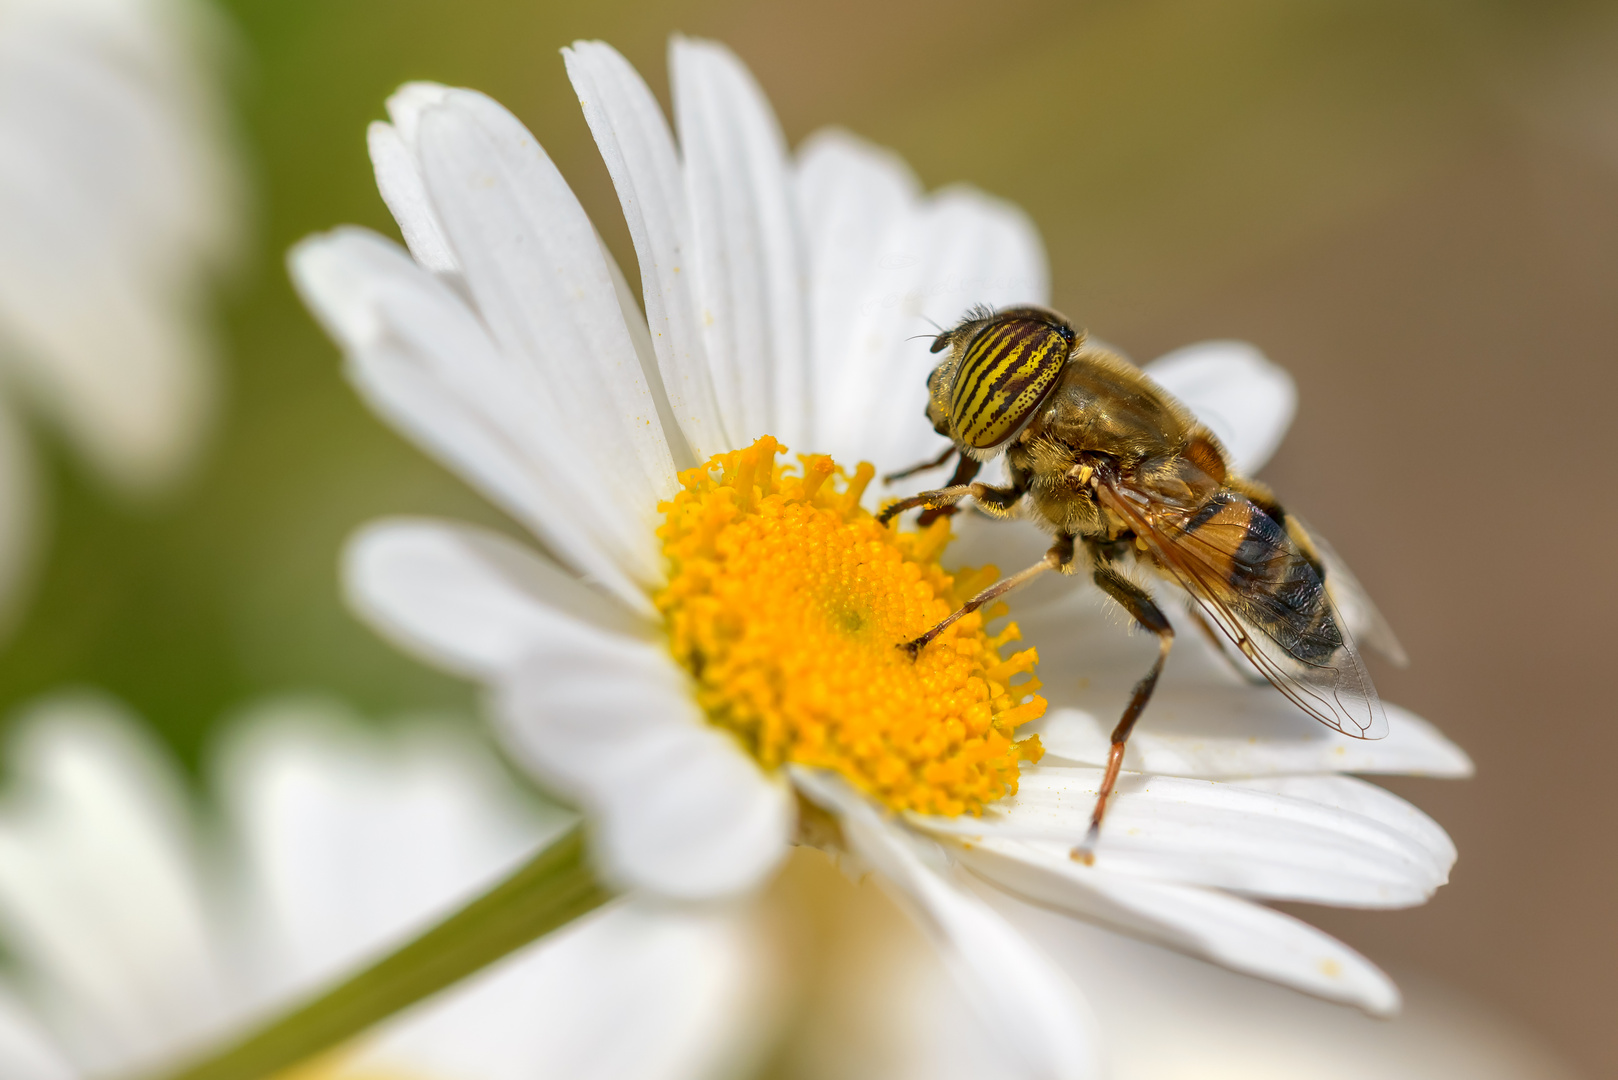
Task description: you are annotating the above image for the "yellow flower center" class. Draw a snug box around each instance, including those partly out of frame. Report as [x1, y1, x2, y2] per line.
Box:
[656, 437, 1045, 817]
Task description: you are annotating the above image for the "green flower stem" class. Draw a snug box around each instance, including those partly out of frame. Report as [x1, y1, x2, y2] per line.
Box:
[147, 824, 610, 1080]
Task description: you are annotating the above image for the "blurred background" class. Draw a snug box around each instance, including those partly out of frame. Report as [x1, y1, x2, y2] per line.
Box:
[0, 0, 1613, 1074]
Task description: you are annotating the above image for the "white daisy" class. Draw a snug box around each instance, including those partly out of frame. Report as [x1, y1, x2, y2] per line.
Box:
[0, 0, 240, 625]
[292, 36, 1469, 1079]
[0, 695, 777, 1080]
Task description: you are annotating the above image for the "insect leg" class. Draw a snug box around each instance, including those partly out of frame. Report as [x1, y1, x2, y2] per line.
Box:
[1073, 566, 1174, 865]
[877, 485, 973, 526]
[882, 444, 958, 484]
[876, 470, 1015, 527]
[918, 454, 984, 526]
[898, 533, 1075, 659]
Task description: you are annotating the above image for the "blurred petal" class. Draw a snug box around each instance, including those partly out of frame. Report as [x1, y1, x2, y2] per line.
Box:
[957, 843, 1399, 1015]
[1021, 910, 1578, 1080]
[669, 36, 810, 450]
[498, 635, 792, 900]
[0, 206, 215, 492]
[1143, 340, 1296, 475]
[913, 766, 1451, 908]
[212, 700, 564, 1002]
[413, 89, 678, 511]
[565, 40, 728, 459]
[794, 768, 1100, 1080]
[344, 900, 779, 1080]
[0, 989, 70, 1080]
[819, 185, 1048, 479]
[289, 227, 655, 613]
[0, 0, 237, 492]
[345, 518, 653, 679]
[0, 697, 230, 1074]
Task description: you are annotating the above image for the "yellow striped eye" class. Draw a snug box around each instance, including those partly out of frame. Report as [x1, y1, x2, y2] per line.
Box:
[947, 308, 1074, 450]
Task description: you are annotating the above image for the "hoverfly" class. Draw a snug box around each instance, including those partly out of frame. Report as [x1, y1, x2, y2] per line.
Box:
[878, 305, 1405, 861]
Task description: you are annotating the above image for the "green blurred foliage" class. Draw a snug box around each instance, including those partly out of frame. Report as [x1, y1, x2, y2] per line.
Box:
[0, 0, 1598, 764]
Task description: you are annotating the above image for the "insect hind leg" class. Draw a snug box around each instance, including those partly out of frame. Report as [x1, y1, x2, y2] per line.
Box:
[1073, 564, 1175, 865]
[898, 533, 1075, 659]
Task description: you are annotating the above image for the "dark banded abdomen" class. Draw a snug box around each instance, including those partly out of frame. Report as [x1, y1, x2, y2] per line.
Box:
[948, 316, 1070, 449]
[1176, 492, 1343, 665]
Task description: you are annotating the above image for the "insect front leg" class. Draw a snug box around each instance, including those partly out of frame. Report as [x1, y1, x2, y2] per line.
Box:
[1073, 563, 1175, 865]
[876, 462, 1017, 527]
[882, 444, 958, 484]
[918, 454, 985, 526]
[898, 533, 1075, 659]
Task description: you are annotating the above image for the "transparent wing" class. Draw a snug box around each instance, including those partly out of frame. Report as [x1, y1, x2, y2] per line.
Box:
[1290, 515, 1409, 668]
[1097, 484, 1388, 740]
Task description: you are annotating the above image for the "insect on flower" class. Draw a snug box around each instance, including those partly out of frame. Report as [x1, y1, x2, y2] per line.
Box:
[880, 305, 1408, 861]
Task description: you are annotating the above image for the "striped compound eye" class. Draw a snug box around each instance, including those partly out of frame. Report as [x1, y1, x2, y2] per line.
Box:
[947, 308, 1075, 450]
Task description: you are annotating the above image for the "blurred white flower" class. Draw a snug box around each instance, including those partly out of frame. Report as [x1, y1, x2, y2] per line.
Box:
[0, 0, 242, 627]
[0, 695, 776, 1080]
[292, 36, 1469, 1080]
[771, 849, 1576, 1080]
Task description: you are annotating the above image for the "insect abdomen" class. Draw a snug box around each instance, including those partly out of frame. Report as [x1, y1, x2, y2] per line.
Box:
[1181, 493, 1342, 664]
[948, 317, 1069, 449]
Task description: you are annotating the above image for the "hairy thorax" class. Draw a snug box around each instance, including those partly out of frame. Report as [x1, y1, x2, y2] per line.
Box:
[1004, 349, 1226, 541]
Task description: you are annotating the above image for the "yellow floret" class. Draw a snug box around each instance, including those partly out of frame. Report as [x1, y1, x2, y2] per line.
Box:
[656, 437, 1045, 817]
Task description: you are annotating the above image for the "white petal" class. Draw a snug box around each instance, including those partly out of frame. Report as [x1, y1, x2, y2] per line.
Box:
[289, 226, 656, 612]
[600, 236, 697, 472]
[795, 127, 921, 452]
[1034, 698, 1473, 779]
[1233, 774, 1455, 873]
[1143, 341, 1296, 475]
[963, 851, 1400, 1014]
[793, 768, 1099, 1080]
[0, 988, 71, 1080]
[912, 766, 1451, 908]
[670, 36, 810, 451]
[1009, 579, 1471, 778]
[344, 518, 653, 679]
[367, 120, 457, 275]
[564, 40, 728, 459]
[212, 700, 564, 1003]
[414, 89, 677, 509]
[0, 697, 232, 1074]
[382, 80, 453, 146]
[820, 185, 1048, 480]
[497, 635, 792, 900]
[345, 900, 779, 1080]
